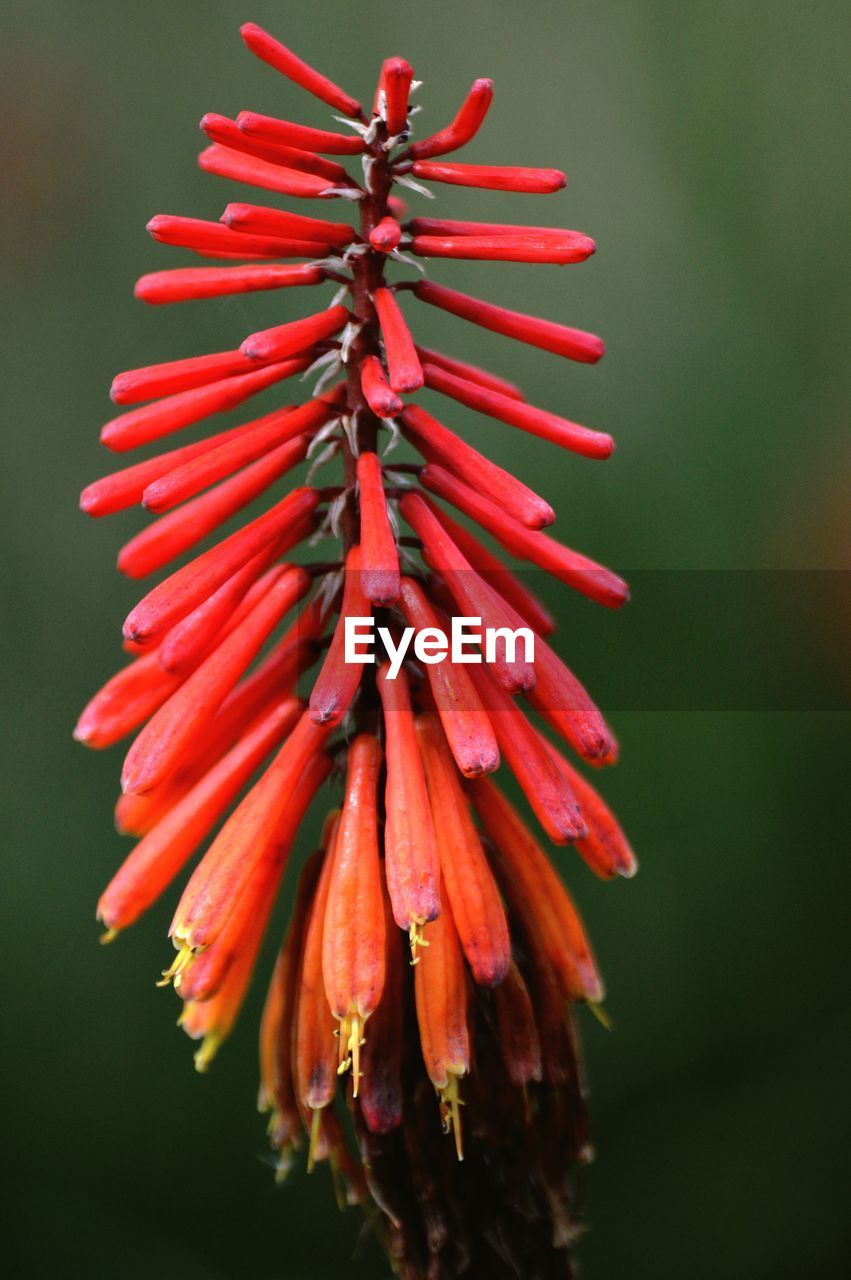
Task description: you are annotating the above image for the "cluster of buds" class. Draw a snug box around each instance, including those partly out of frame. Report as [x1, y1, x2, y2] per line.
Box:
[77, 22, 636, 1278]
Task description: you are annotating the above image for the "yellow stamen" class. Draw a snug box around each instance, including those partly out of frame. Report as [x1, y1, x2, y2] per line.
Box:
[408, 917, 430, 965]
[193, 1031, 221, 1073]
[99, 927, 119, 946]
[587, 1000, 613, 1030]
[274, 1147, 295, 1184]
[336, 1010, 366, 1095]
[156, 941, 194, 988]
[307, 1107, 323, 1173]
[438, 1073, 465, 1161]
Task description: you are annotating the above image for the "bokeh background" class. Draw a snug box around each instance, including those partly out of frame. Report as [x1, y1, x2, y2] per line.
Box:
[3, 1, 849, 1276]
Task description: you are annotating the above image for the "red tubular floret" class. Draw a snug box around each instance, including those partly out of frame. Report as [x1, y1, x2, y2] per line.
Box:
[372, 288, 423, 394]
[101, 360, 307, 452]
[422, 361, 613, 459]
[420, 463, 629, 607]
[134, 263, 325, 305]
[221, 202, 356, 246]
[200, 114, 350, 183]
[410, 160, 566, 194]
[236, 111, 365, 156]
[413, 278, 606, 364]
[407, 79, 493, 160]
[198, 144, 344, 198]
[379, 58, 414, 136]
[400, 404, 553, 529]
[239, 22, 363, 119]
[356, 452, 400, 605]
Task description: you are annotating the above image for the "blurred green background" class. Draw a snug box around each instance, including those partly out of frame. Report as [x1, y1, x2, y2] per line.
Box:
[2, 1, 849, 1276]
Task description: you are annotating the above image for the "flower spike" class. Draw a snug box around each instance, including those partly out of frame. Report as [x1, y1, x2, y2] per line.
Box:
[79, 26, 636, 1275]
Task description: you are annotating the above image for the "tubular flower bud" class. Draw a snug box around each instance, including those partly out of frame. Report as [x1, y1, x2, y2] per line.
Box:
[420, 462, 629, 606]
[146, 213, 328, 260]
[119, 442, 311, 578]
[472, 779, 604, 1005]
[400, 403, 554, 529]
[110, 348, 259, 404]
[467, 661, 587, 845]
[123, 486, 319, 644]
[356, 877, 405, 1134]
[407, 78, 493, 160]
[423, 499, 556, 636]
[309, 546, 372, 725]
[222, 202, 356, 246]
[415, 713, 510, 987]
[379, 58, 414, 137]
[135, 262, 326, 305]
[356, 452, 400, 605]
[121, 567, 310, 795]
[368, 215, 403, 254]
[413, 342, 524, 400]
[239, 23, 363, 119]
[258, 850, 323, 1168]
[372, 287, 424, 393]
[197, 143, 344, 198]
[410, 160, 566, 193]
[399, 491, 536, 693]
[411, 230, 596, 265]
[377, 665, 440, 947]
[413, 879, 471, 1159]
[397, 576, 499, 777]
[237, 110, 366, 156]
[423, 360, 613, 458]
[101, 359, 307, 452]
[492, 961, 543, 1086]
[240, 303, 349, 362]
[413, 277, 606, 363]
[78, 26, 636, 1276]
[322, 735, 386, 1093]
[200, 113, 350, 182]
[99, 699, 301, 934]
[170, 711, 332, 953]
[294, 820, 341, 1126]
[359, 353, 403, 419]
[142, 395, 337, 512]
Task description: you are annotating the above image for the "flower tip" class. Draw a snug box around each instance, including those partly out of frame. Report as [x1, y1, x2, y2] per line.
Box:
[458, 746, 500, 778]
[619, 851, 639, 879]
[78, 483, 99, 514]
[362, 571, 401, 607]
[238, 336, 263, 361]
[193, 1033, 221, 1073]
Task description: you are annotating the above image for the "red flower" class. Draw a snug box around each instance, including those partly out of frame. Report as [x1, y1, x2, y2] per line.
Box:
[78, 21, 636, 1276]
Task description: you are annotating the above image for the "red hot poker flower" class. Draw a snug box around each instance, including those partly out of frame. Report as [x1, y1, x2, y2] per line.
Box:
[78, 23, 637, 1276]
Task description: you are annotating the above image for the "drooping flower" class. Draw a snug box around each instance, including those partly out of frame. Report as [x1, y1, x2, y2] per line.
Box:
[77, 22, 636, 1277]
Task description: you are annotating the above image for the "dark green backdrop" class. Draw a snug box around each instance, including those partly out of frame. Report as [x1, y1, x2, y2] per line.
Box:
[3, 1, 848, 1276]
